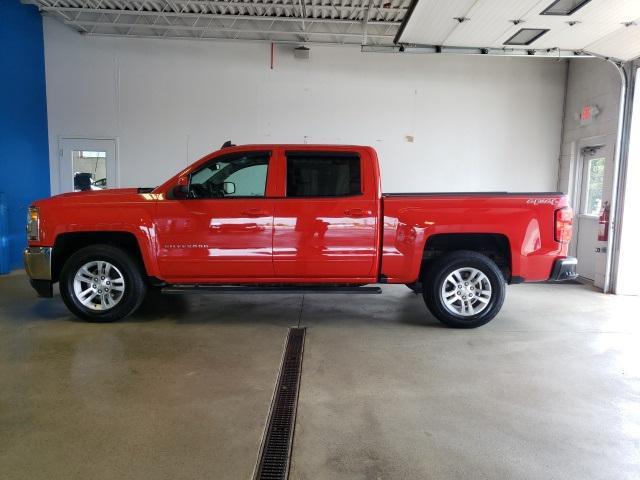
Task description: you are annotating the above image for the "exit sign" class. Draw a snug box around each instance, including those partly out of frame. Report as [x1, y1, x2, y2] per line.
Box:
[580, 104, 600, 125]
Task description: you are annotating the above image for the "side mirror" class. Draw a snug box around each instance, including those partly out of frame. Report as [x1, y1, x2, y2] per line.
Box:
[172, 185, 189, 199]
[171, 176, 189, 199]
[223, 182, 236, 195]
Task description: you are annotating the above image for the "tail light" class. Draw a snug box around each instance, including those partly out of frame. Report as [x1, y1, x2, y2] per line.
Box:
[554, 207, 573, 243]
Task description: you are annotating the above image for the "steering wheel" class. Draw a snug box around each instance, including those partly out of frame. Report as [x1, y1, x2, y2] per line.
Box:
[188, 184, 208, 199]
[209, 183, 225, 197]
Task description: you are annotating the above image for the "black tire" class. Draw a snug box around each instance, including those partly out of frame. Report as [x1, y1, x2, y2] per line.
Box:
[423, 250, 505, 328]
[59, 244, 147, 322]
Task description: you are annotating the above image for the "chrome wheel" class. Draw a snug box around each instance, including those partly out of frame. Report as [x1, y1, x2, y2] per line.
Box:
[73, 260, 125, 311]
[440, 267, 492, 317]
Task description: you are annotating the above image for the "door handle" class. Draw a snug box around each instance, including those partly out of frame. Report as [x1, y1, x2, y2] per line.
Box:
[344, 208, 372, 217]
[241, 208, 269, 217]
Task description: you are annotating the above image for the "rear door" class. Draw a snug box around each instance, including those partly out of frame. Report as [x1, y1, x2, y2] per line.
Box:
[272, 150, 378, 279]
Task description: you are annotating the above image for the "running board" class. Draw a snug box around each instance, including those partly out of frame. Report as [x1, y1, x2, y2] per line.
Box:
[162, 285, 382, 294]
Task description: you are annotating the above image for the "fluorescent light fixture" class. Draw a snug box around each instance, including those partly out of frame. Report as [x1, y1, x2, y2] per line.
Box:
[541, 0, 592, 16]
[503, 28, 549, 45]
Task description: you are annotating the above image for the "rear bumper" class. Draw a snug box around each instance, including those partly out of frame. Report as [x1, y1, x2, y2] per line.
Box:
[548, 257, 578, 282]
[24, 247, 53, 298]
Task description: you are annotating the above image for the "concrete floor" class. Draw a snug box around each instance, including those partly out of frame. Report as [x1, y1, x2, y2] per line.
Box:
[1, 272, 639, 480]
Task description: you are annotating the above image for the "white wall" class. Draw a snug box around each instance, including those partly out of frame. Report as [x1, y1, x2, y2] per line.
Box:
[43, 18, 566, 195]
[558, 59, 622, 289]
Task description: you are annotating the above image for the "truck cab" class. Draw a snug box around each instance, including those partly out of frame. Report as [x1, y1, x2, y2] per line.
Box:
[153, 145, 381, 283]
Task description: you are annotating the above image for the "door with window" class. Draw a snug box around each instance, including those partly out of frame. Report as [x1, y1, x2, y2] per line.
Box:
[58, 138, 117, 193]
[273, 151, 378, 279]
[571, 146, 607, 281]
[154, 151, 274, 280]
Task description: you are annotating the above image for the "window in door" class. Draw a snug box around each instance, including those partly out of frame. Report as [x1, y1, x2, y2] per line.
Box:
[72, 151, 107, 191]
[286, 154, 361, 197]
[583, 157, 605, 216]
[59, 138, 117, 194]
[188, 153, 270, 199]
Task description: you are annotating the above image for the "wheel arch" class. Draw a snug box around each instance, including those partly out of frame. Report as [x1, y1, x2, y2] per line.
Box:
[421, 233, 512, 283]
[52, 231, 151, 282]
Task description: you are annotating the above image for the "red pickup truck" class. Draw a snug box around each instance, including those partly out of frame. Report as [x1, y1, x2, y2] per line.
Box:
[24, 144, 576, 328]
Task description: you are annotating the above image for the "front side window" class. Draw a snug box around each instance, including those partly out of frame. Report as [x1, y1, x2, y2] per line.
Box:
[286, 153, 361, 197]
[189, 152, 269, 199]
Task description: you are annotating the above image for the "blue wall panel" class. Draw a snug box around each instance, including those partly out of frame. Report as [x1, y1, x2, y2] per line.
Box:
[0, 0, 50, 273]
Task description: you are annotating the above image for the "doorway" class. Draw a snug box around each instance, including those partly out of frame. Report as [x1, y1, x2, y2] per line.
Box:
[58, 138, 117, 194]
[570, 142, 609, 282]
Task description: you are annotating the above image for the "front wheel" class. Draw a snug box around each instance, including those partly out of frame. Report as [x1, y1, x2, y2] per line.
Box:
[59, 244, 147, 322]
[423, 250, 506, 328]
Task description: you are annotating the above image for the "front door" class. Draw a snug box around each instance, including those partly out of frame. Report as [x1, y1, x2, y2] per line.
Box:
[154, 151, 274, 281]
[58, 138, 117, 194]
[571, 145, 608, 281]
[273, 151, 378, 279]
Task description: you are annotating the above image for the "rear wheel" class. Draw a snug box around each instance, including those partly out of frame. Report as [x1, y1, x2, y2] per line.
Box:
[59, 244, 147, 322]
[423, 250, 505, 328]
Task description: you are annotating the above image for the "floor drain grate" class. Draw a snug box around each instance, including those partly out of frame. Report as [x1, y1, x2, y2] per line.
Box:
[255, 327, 306, 480]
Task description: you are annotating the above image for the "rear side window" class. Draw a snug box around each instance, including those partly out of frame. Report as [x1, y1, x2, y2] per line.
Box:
[286, 153, 361, 197]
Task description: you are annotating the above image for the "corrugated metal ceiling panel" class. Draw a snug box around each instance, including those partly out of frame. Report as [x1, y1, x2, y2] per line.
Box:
[445, 0, 541, 47]
[570, 0, 640, 23]
[398, 0, 640, 60]
[587, 20, 640, 59]
[397, 0, 477, 45]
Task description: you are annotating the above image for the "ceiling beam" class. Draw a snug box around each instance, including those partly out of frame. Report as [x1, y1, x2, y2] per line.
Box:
[364, 43, 595, 59]
[91, 31, 381, 45]
[62, 19, 396, 39]
[36, 6, 400, 26]
[25, 0, 408, 17]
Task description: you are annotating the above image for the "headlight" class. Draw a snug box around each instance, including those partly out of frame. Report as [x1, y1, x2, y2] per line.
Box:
[27, 207, 40, 241]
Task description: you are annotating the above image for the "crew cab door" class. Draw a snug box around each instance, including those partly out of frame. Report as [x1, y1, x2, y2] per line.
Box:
[154, 150, 274, 281]
[272, 149, 379, 280]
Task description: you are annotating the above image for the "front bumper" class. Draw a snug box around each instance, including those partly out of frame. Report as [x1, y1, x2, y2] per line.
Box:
[24, 247, 53, 297]
[549, 257, 578, 282]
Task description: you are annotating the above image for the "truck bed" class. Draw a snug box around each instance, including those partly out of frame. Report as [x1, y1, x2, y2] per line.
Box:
[380, 191, 570, 284]
[383, 192, 563, 196]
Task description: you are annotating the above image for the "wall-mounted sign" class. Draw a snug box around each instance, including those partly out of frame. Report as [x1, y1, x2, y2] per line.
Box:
[580, 104, 600, 126]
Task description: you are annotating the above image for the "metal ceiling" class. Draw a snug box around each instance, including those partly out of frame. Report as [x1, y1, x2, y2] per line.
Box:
[396, 0, 640, 61]
[23, 0, 409, 46]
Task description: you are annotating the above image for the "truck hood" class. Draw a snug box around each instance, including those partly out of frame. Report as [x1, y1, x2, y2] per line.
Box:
[33, 188, 160, 206]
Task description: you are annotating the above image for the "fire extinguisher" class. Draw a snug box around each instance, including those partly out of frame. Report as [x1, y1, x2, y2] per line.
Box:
[598, 201, 610, 242]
